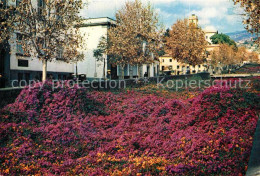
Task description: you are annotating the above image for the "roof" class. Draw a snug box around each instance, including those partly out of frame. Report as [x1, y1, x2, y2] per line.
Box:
[81, 17, 116, 27]
[160, 54, 171, 57]
[83, 17, 115, 21]
[204, 30, 218, 34]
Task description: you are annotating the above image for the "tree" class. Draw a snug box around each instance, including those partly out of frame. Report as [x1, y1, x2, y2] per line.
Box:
[106, 0, 163, 79]
[93, 36, 107, 79]
[210, 33, 237, 48]
[0, 1, 13, 44]
[235, 46, 248, 63]
[247, 51, 259, 63]
[233, 0, 259, 40]
[210, 43, 237, 73]
[0, 0, 85, 81]
[166, 19, 208, 66]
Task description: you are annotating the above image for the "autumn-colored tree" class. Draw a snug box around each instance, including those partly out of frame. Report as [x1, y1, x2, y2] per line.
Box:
[235, 46, 248, 63]
[233, 0, 259, 42]
[248, 51, 259, 63]
[166, 19, 207, 67]
[106, 0, 163, 79]
[0, 0, 85, 81]
[210, 43, 237, 73]
[208, 49, 220, 69]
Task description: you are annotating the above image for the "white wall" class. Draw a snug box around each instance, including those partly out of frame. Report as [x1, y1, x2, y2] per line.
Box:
[7, 0, 75, 74]
[9, 33, 74, 73]
[205, 32, 217, 44]
[77, 19, 110, 78]
[117, 63, 159, 77]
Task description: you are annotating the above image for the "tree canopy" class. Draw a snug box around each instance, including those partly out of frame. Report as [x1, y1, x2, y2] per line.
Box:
[210, 33, 237, 48]
[106, 0, 163, 78]
[233, 0, 259, 36]
[0, 0, 85, 81]
[166, 19, 207, 66]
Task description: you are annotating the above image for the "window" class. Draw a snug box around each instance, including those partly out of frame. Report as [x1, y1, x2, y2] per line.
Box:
[18, 73, 23, 83]
[56, 46, 64, 60]
[16, 33, 29, 56]
[17, 33, 24, 55]
[162, 66, 165, 71]
[38, 0, 45, 16]
[58, 74, 63, 80]
[206, 36, 208, 39]
[25, 73, 30, 83]
[169, 59, 172, 62]
[162, 59, 164, 63]
[177, 65, 180, 69]
[187, 66, 190, 69]
[199, 65, 201, 68]
[18, 59, 29, 67]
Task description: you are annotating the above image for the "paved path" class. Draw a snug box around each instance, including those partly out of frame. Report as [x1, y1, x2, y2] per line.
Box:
[0, 87, 24, 91]
[212, 74, 260, 78]
[247, 117, 260, 176]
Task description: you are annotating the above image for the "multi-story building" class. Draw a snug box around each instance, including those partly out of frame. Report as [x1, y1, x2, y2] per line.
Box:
[0, 2, 162, 88]
[0, 0, 74, 87]
[159, 54, 206, 75]
[78, 17, 159, 80]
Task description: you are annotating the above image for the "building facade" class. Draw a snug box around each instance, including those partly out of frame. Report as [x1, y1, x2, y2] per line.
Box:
[159, 54, 206, 75]
[78, 17, 159, 80]
[77, 18, 114, 80]
[0, 0, 74, 88]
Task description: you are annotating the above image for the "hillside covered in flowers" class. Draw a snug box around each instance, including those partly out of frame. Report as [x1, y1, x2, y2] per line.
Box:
[0, 79, 259, 175]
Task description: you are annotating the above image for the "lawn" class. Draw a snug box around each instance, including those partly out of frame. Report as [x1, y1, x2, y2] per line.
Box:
[0, 78, 259, 175]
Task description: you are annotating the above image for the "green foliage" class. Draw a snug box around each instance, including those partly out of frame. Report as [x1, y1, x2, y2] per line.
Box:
[94, 36, 107, 61]
[157, 29, 170, 56]
[210, 33, 237, 48]
[164, 28, 170, 38]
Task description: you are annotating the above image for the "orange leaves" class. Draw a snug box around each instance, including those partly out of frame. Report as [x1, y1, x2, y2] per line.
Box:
[232, 0, 260, 35]
[107, 0, 163, 66]
[1, 0, 85, 64]
[166, 19, 207, 66]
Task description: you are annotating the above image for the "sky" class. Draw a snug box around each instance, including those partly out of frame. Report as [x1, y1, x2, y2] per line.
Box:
[80, 0, 247, 33]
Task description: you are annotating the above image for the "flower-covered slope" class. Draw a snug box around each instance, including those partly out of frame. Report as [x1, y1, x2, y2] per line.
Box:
[0, 81, 259, 175]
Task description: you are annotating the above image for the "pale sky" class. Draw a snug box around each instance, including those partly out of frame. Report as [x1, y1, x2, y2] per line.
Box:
[80, 0, 247, 33]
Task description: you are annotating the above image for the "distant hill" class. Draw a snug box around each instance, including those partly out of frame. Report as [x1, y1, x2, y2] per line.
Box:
[225, 30, 256, 43]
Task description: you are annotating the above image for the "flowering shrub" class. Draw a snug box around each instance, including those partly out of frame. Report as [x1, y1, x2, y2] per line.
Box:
[0, 80, 259, 175]
[234, 64, 260, 74]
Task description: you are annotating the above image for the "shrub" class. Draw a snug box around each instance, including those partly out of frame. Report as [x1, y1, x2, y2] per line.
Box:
[0, 81, 259, 175]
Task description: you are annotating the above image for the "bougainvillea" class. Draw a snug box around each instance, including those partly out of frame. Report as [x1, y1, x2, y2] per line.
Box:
[0, 80, 259, 175]
[233, 64, 260, 74]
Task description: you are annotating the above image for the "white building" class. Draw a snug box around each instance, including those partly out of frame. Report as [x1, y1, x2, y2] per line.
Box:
[78, 17, 159, 80]
[204, 29, 218, 44]
[77, 17, 114, 80]
[0, 0, 74, 87]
